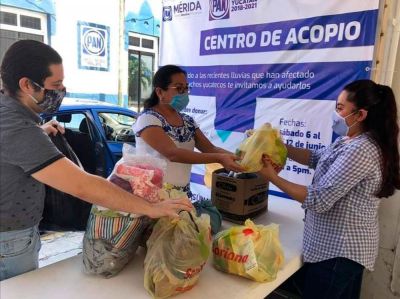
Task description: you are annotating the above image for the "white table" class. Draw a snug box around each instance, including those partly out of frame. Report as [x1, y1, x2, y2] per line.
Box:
[0, 196, 304, 299]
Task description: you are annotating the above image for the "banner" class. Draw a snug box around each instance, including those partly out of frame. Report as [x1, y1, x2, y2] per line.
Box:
[160, 0, 379, 200]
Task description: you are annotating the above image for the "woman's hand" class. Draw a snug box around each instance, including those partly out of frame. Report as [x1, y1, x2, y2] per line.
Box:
[147, 197, 194, 219]
[258, 155, 308, 203]
[258, 155, 282, 180]
[218, 153, 245, 173]
[40, 119, 65, 136]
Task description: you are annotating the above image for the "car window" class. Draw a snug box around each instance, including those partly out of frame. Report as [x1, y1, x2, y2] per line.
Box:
[54, 113, 86, 131]
[100, 113, 136, 126]
[98, 112, 136, 142]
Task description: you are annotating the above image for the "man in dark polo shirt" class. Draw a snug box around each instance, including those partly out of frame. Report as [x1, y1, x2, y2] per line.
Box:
[0, 40, 192, 281]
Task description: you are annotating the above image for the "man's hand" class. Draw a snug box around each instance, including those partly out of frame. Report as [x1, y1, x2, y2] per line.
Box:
[147, 197, 194, 219]
[41, 119, 65, 136]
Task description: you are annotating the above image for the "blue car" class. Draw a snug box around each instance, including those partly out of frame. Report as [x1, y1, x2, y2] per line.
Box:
[42, 98, 137, 177]
[40, 98, 138, 230]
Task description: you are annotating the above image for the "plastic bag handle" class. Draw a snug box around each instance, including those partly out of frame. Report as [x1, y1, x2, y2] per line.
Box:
[179, 210, 199, 232]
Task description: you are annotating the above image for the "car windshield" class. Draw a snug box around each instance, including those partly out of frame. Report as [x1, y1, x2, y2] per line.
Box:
[107, 113, 135, 126]
[98, 113, 130, 127]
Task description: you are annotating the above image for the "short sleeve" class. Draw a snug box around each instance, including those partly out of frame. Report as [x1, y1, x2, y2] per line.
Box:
[133, 113, 163, 136]
[1, 120, 63, 175]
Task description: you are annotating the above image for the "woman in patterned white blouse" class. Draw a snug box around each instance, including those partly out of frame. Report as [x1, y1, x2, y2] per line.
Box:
[259, 79, 400, 299]
[133, 65, 244, 201]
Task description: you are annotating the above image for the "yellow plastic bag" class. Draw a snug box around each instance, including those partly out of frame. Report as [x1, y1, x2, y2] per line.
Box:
[212, 219, 284, 282]
[144, 211, 212, 299]
[236, 123, 287, 172]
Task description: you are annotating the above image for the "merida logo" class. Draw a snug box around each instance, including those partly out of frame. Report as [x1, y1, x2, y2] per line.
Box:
[213, 247, 248, 263]
[173, 1, 202, 13]
[209, 0, 230, 20]
[162, 6, 172, 21]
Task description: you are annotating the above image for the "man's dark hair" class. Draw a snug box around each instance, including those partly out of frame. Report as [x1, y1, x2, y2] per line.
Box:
[0, 40, 62, 97]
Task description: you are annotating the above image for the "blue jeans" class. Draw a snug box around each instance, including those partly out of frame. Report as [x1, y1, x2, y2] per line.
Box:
[293, 257, 364, 299]
[0, 225, 41, 281]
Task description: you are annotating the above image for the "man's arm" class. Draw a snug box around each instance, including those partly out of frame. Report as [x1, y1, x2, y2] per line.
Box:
[32, 157, 192, 218]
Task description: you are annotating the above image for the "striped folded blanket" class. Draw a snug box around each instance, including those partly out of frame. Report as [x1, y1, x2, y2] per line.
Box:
[82, 211, 153, 278]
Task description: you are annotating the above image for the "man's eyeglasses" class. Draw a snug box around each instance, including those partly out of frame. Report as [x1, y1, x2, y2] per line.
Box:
[168, 85, 190, 94]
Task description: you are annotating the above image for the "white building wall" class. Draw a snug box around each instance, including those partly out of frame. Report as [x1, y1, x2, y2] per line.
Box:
[362, 195, 400, 299]
[361, 1, 400, 298]
[1, 0, 162, 106]
[51, 1, 127, 104]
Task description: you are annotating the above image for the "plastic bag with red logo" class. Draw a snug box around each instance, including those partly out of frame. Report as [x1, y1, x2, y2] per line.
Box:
[144, 211, 212, 299]
[212, 219, 284, 282]
[236, 123, 287, 173]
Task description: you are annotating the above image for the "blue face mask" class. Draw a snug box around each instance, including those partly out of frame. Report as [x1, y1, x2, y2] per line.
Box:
[170, 93, 189, 112]
[332, 110, 357, 136]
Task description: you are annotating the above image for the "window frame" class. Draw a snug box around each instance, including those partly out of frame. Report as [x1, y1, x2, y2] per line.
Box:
[127, 33, 158, 112]
[0, 5, 48, 43]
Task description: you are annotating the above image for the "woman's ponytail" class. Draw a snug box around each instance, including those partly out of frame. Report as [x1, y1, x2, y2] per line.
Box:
[143, 90, 159, 109]
[344, 80, 400, 198]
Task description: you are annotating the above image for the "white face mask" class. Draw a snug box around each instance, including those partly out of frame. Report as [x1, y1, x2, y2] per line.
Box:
[332, 110, 358, 136]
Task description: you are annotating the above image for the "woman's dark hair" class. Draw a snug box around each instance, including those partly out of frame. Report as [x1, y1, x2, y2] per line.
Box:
[344, 79, 400, 198]
[0, 40, 62, 98]
[144, 64, 187, 108]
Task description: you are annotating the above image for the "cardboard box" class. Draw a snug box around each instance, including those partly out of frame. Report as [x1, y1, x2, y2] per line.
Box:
[211, 169, 269, 223]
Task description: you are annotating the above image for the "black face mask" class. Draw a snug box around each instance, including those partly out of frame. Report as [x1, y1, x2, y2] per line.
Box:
[28, 80, 66, 114]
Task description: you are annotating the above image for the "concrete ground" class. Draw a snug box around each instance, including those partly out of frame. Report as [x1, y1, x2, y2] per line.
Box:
[39, 231, 84, 267]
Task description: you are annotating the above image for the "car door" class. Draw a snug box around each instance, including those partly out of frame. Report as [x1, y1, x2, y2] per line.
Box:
[41, 111, 105, 230]
[45, 110, 109, 178]
[92, 108, 137, 175]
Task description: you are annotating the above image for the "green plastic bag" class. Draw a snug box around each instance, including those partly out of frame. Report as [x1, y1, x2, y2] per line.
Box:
[236, 123, 287, 172]
[144, 211, 212, 299]
[213, 219, 284, 282]
[193, 200, 222, 235]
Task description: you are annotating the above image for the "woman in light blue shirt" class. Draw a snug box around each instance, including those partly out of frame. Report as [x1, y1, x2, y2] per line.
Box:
[260, 79, 400, 299]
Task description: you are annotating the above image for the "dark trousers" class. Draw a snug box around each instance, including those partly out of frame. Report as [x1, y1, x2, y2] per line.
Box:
[292, 257, 364, 299]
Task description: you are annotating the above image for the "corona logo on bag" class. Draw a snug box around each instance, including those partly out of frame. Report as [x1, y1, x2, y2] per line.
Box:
[213, 247, 249, 263]
[212, 220, 284, 282]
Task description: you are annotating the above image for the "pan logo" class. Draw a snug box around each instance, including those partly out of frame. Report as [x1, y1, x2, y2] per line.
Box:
[82, 28, 105, 56]
[163, 6, 173, 21]
[209, 0, 230, 20]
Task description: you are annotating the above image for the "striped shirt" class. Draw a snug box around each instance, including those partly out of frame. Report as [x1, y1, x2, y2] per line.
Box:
[302, 133, 382, 271]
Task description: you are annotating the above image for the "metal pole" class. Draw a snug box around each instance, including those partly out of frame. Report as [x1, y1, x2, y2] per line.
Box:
[118, 0, 125, 106]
